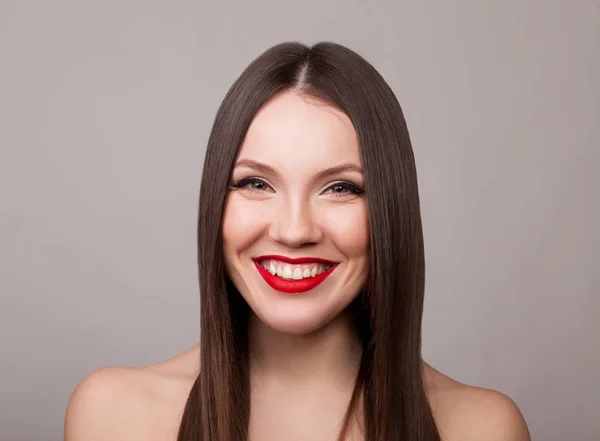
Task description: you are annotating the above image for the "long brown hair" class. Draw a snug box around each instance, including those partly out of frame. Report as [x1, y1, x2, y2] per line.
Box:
[177, 41, 440, 441]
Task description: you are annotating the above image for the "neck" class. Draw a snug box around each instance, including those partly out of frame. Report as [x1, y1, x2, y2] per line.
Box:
[248, 308, 363, 390]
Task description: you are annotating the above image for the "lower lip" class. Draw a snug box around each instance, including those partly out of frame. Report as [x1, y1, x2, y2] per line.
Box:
[254, 261, 337, 294]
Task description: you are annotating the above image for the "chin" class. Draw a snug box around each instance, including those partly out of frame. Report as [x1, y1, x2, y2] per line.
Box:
[252, 304, 336, 336]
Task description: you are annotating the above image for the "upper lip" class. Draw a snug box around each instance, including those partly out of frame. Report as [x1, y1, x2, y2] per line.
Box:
[253, 255, 338, 265]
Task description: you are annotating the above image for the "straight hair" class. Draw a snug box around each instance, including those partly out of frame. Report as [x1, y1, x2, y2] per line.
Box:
[177, 41, 441, 441]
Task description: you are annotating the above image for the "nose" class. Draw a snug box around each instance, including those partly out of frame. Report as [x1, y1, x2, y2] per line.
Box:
[268, 196, 323, 247]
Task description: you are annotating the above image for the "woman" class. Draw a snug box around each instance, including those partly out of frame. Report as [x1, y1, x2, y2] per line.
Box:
[64, 41, 530, 441]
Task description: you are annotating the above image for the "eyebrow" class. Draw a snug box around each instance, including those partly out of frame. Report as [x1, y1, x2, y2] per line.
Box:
[233, 159, 363, 181]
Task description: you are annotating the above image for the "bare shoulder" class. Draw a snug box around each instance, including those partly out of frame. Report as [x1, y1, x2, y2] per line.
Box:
[64, 344, 200, 441]
[423, 362, 531, 441]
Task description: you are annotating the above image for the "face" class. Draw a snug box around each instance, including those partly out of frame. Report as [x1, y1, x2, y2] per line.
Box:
[222, 90, 369, 335]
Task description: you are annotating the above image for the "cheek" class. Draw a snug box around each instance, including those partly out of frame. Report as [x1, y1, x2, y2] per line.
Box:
[323, 202, 370, 258]
[221, 197, 239, 252]
[222, 196, 267, 258]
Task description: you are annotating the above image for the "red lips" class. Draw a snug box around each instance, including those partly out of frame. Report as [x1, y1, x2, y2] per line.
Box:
[253, 255, 338, 294]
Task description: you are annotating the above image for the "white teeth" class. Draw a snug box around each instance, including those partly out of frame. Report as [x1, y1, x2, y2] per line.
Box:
[282, 266, 293, 279]
[258, 259, 335, 280]
[292, 267, 303, 280]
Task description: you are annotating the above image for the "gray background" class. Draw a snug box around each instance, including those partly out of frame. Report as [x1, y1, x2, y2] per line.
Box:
[1, 1, 598, 440]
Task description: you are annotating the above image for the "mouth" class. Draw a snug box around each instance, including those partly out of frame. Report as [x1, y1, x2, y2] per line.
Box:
[252, 255, 339, 294]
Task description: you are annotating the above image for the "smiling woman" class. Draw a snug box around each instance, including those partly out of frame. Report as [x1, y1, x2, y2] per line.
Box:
[64, 41, 530, 441]
[222, 91, 370, 337]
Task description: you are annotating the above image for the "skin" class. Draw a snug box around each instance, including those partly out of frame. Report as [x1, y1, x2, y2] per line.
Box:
[64, 90, 531, 441]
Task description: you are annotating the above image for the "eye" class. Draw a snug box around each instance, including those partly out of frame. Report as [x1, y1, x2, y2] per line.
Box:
[230, 177, 273, 193]
[323, 181, 365, 198]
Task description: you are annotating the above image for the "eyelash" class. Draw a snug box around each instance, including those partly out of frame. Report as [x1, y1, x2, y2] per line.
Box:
[230, 177, 365, 198]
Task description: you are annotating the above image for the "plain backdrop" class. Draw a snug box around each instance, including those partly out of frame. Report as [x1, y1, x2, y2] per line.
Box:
[1, 1, 598, 440]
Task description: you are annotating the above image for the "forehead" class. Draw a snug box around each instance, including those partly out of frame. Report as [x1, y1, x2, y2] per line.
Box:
[238, 90, 361, 164]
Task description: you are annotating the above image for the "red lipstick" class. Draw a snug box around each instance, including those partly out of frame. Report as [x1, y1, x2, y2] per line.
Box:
[253, 255, 338, 294]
